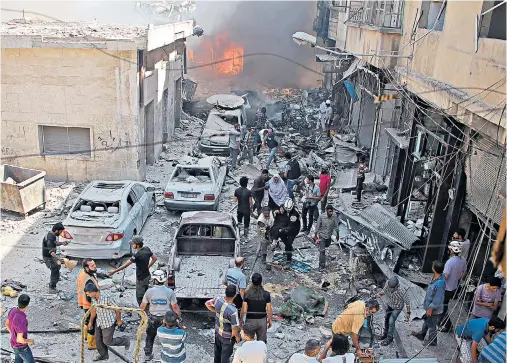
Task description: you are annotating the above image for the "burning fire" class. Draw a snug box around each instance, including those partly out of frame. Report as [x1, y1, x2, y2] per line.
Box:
[188, 33, 244, 76]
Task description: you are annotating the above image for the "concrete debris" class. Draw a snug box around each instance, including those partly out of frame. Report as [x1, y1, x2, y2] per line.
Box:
[98, 279, 114, 290]
[319, 326, 333, 338]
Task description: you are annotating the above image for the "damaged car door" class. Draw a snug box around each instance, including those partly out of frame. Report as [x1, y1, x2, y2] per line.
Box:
[127, 189, 144, 234]
[132, 183, 150, 224]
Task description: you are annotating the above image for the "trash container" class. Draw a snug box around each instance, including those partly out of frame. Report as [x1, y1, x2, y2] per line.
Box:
[0, 164, 46, 216]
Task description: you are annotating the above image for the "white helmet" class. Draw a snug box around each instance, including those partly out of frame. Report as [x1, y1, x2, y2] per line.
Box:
[284, 199, 294, 211]
[449, 241, 462, 255]
[325, 100, 331, 105]
[153, 270, 167, 284]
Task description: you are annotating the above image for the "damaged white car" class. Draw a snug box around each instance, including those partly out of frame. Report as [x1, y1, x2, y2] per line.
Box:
[164, 156, 227, 211]
[60, 181, 156, 259]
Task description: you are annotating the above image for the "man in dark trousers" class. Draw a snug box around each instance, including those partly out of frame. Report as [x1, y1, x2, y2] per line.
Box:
[283, 152, 302, 200]
[270, 205, 292, 268]
[42, 222, 67, 291]
[411, 260, 446, 346]
[283, 199, 301, 266]
[356, 155, 368, 202]
[234, 176, 253, 239]
[205, 285, 241, 363]
[108, 236, 158, 305]
[251, 169, 270, 217]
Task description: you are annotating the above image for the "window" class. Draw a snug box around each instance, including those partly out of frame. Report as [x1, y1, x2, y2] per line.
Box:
[39, 126, 91, 157]
[479, 1, 506, 40]
[132, 184, 146, 200]
[419, 0, 447, 31]
[349, 0, 403, 29]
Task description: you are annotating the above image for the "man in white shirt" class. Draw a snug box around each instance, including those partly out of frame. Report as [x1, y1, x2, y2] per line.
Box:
[232, 322, 267, 363]
[257, 207, 275, 270]
[288, 339, 320, 363]
[319, 100, 332, 131]
[453, 227, 471, 261]
[318, 334, 355, 363]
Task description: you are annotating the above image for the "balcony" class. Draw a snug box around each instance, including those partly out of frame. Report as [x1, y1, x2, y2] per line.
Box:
[348, 0, 403, 32]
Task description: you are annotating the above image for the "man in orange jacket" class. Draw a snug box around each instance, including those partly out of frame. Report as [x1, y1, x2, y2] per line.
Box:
[77, 258, 98, 349]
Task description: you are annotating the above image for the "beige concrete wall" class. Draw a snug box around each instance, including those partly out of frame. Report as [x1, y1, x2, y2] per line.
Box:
[1, 47, 141, 181]
[397, 0, 506, 141]
[344, 25, 401, 68]
[328, 7, 348, 50]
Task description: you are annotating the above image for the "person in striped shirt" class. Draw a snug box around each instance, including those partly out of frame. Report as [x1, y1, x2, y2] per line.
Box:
[157, 311, 186, 363]
[206, 285, 241, 363]
[479, 331, 506, 363]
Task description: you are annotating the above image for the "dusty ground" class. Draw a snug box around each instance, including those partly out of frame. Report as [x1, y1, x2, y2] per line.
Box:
[0, 109, 454, 362]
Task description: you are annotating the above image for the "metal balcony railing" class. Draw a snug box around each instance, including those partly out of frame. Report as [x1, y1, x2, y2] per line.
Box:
[348, 0, 403, 29]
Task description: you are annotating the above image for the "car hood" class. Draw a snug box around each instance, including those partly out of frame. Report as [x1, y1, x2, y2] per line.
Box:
[65, 211, 122, 228]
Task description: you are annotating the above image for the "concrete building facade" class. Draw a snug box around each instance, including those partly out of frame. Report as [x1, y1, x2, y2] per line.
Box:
[313, 0, 506, 272]
[1, 20, 193, 181]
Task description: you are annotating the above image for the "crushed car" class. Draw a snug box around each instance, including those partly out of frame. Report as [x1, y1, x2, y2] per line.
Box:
[60, 181, 156, 259]
[198, 94, 249, 156]
[163, 156, 227, 211]
[167, 211, 241, 300]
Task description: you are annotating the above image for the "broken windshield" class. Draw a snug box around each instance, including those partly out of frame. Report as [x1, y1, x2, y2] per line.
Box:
[216, 114, 239, 125]
[171, 167, 212, 183]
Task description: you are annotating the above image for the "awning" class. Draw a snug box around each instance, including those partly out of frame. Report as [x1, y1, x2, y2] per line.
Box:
[315, 54, 342, 62]
[385, 128, 410, 149]
[338, 58, 365, 82]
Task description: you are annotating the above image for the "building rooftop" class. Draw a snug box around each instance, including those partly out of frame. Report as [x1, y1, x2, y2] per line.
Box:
[1, 19, 148, 41]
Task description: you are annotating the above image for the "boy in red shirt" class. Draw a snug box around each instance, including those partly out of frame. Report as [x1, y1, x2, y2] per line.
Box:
[319, 167, 331, 213]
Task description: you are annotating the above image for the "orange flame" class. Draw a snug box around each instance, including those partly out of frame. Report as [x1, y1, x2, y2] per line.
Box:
[188, 33, 244, 77]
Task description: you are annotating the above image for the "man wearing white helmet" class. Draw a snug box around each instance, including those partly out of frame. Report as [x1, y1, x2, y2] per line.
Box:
[140, 270, 181, 361]
[284, 199, 301, 266]
[440, 241, 467, 332]
[319, 99, 333, 131]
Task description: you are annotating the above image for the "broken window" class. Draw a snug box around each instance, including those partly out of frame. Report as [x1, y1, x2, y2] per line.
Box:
[479, 1, 506, 40]
[177, 224, 234, 239]
[419, 0, 447, 31]
[73, 199, 120, 214]
[172, 167, 212, 183]
[216, 114, 239, 125]
[39, 125, 91, 157]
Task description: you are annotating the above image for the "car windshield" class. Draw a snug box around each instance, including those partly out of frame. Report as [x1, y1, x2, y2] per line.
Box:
[216, 114, 239, 125]
[171, 167, 212, 183]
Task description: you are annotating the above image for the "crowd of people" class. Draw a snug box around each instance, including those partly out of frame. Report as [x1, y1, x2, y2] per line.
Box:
[5, 108, 505, 363]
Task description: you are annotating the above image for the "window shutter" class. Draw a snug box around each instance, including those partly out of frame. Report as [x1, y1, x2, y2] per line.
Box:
[42, 126, 70, 155]
[68, 127, 91, 157]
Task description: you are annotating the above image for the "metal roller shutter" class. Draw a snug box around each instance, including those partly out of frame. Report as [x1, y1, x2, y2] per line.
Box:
[41, 126, 91, 157]
[465, 136, 505, 225]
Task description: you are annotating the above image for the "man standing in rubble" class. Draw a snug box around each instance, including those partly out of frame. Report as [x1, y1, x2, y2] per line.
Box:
[251, 170, 270, 217]
[255, 107, 267, 154]
[42, 222, 67, 291]
[210, 124, 242, 171]
[319, 100, 333, 132]
[301, 176, 321, 234]
[283, 152, 302, 199]
[108, 236, 158, 306]
[140, 270, 181, 361]
[283, 199, 301, 267]
[376, 276, 411, 346]
[440, 241, 467, 332]
[225, 257, 247, 310]
[314, 205, 340, 269]
[238, 128, 256, 165]
[235, 176, 253, 239]
[257, 207, 275, 270]
[77, 258, 99, 350]
[263, 128, 278, 170]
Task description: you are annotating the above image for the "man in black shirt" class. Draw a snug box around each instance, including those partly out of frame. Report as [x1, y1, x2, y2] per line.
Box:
[251, 170, 270, 217]
[42, 222, 67, 290]
[235, 176, 253, 239]
[108, 236, 158, 305]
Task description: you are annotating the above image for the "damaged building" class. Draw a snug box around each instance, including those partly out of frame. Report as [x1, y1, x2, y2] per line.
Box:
[1, 19, 195, 181]
[313, 0, 506, 274]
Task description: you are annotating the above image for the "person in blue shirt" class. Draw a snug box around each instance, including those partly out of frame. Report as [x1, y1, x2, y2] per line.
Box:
[455, 317, 505, 363]
[157, 310, 186, 363]
[411, 260, 446, 346]
[479, 330, 506, 363]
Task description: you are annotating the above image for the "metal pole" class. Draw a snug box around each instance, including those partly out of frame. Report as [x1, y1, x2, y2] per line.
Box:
[313, 44, 412, 58]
